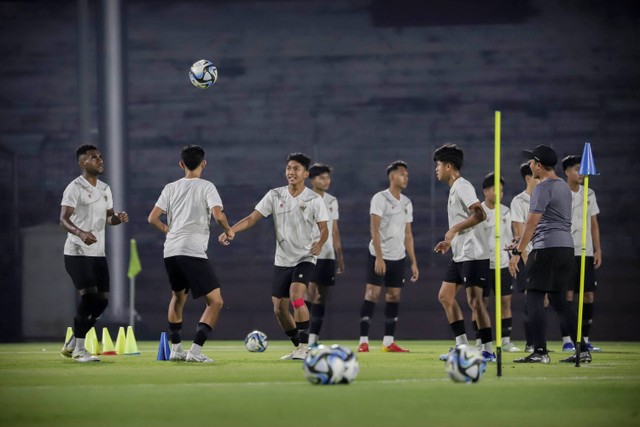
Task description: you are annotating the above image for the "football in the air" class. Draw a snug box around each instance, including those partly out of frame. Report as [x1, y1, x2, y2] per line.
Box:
[445, 345, 487, 383]
[244, 330, 268, 352]
[189, 59, 218, 88]
[303, 345, 346, 385]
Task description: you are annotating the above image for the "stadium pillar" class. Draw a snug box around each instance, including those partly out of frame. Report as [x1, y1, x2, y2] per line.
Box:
[99, 0, 127, 320]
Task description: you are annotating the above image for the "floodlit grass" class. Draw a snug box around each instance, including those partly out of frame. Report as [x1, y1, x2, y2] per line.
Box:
[1, 341, 639, 427]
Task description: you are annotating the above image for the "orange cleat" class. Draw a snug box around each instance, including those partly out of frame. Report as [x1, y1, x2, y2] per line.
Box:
[357, 343, 370, 353]
[382, 342, 409, 353]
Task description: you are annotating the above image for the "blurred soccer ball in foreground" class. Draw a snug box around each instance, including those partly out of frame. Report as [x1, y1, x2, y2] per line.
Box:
[244, 330, 268, 352]
[189, 59, 217, 88]
[303, 344, 359, 385]
[445, 345, 486, 383]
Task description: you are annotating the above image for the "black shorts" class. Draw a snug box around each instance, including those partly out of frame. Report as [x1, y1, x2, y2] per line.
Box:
[310, 259, 336, 287]
[572, 256, 597, 293]
[272, 262, 315, 298]
[443, 259, 490, 288]
[164, 256, 220, 299]
[64, 256, 110, 293]
[366, 254, 406, 288]
[514, 257, 528, 293]
[525, 247, 575, 293]
[483, 267, 513, 297]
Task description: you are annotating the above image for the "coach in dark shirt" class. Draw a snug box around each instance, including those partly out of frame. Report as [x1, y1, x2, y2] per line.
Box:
[508, 145, 590, 364]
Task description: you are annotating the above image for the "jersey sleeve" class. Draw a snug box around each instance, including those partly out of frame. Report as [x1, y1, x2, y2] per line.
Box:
[105, 185, 114, 210]
[529, 185, 549, 213]
[588, 189, 600, 217]
[155, 184, 170, 212]
[206, 182, 223, 210]
[331, 198, 340, 221]
[458, 181, 480, 209]
[314, 197, 329, 223]
[61, 182, 79, 208]
[255, 191, 274, 217]
[405, 199, 413, 223]
[510, 197, 526, 223]
[369, 193, 385, 217]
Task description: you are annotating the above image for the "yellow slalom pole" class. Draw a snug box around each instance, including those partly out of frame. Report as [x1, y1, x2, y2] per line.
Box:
[494, 111, 502, 376]
[575, 175, 589, 367]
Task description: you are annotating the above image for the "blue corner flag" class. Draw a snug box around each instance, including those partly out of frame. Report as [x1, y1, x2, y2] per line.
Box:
[579, 142, 598, 176]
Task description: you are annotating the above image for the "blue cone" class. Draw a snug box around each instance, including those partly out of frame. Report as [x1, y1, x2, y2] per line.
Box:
[157, 332, 170, 361]
[579, 142, 598, 176]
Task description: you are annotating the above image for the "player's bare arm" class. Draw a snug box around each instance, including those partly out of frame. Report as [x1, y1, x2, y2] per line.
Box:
[211, 206, 235, 245]
[434, 202, 485, 254]
[508, 211, 542, 277]
[333, 220, 345, 274]
[60, 205, 97, 245]
[370, 214, 385, 276]
[591, 214, 602, 269]
[218, 209, 263, 244]
[310, 221, 328, 255]
[147, 206, 169, 234]
[404, 222, 419, 282]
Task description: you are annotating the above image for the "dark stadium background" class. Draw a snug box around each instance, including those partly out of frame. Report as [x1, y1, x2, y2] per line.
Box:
[1, 0, 638, 342]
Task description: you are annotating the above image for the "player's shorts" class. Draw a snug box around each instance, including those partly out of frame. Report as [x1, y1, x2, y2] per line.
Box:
[272, 262, 315, 298]
[164, 256, 220, 299]
[366, 254, 406, 288]
[514, 257, 528, 293]
[483, 267, 513, 297]
[64, 255, 110, 293]
[443, 259, 490, 289]
[310, 259, 336, 287]
[525, 247, 575, 293]
[572, 256, 597, 293]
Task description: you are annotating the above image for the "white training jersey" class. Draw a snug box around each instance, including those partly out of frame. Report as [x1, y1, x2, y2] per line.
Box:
[312, 192, 339, 260]
[256, 186, 329, 267]
[447, 177, 489, 262]
[155, 178, 223, 259]
[571, 185, 600, 256]
[368, 189, 413, 261]
[509, 190, 533, 253]
[61, 175, 113, 257]
[482, 202, 512, 269]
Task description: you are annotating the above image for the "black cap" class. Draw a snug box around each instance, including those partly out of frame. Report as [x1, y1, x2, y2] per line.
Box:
[522, 145, 558, 167]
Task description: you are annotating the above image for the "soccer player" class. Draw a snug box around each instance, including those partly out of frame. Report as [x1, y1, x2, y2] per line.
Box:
[509, 162, 539, 352]
[220, 153, 329, 360]
[432, 144, 495, 362]
[304, 163, 346, 348]
[59, 144, 129, 362]
[480, 173, 520, 352]
[562, 155, 602, 352]
[148, 145, 234, 363]
[357, 161, 419, 353]
[509, 145, 590, 364]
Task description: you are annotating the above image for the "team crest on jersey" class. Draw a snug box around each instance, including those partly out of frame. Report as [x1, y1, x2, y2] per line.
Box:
[300, 204, 307, 212]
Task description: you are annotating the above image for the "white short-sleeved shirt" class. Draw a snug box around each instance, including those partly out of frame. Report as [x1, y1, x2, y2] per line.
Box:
[571, 185, 600, 256]
[61, 176, 113, 257]
[482, 202, 512, 269]
[256, 186, 329, 267]
[155, 178, 223, 259]
[368, 189, 413, 261]
[447, 177, 489, 262]
[312, 192, 339, 260]
[509, 191, 533, 253]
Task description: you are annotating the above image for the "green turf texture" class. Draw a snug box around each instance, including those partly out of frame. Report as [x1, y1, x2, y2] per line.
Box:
[1, 341, 639, 427]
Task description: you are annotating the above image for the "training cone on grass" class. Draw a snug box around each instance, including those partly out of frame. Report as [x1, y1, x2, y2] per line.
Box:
[86, 327, 100, 355]
[115, 326, 126, 355]
[125, 326, 140, 355]
[64, 326, 73, 343]
[157, 332, 171, 361]
[101, 327, 117, 355]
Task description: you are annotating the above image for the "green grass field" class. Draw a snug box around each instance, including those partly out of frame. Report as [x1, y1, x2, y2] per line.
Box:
[1, 340, 639, 427]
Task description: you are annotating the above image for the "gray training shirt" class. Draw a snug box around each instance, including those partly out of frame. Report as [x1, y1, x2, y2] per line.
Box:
[529, 178, 573, 249]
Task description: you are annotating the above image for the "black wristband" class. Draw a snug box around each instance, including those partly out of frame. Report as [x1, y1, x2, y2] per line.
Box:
[511, 248, 522, 256]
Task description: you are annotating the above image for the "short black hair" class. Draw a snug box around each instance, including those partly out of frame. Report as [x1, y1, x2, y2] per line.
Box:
[562, 155, 581, 171]
[309, 163, 332, 179]
[433, 143, 463, 171]
[286, 152, 311, 170]
[482, 172, 505, 189]
[386, 160, 408, 176]
[76, 144, 98, 160]
[519, 162, 532, 181]
[181, 145, 205, 171]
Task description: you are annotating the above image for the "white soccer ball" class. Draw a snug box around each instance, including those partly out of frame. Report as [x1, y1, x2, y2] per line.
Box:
[329, 344, 359, 384]
[445, 346, 487, 383]
[189, 59, 218, 88]
[244, 330, 268, 352]
[303, 345, 345, 385]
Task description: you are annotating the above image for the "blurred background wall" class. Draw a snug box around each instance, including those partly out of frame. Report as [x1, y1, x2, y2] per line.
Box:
[1, 0, 639, 342]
